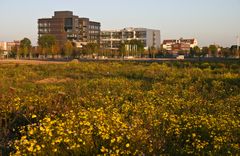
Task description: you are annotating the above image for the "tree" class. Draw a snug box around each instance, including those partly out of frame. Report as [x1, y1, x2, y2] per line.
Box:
[20, 38, 31, 59]
[221, 47, 231, 58]
[0, 48, 3, 59]
[130, 40, 144, 57]
[209, 45, 218, 57]
[38, 35, 56, 58]
[159, 48, 168, 57]
[193, 46, 201, 58]
[190, 46, 200, 58]
[51, 43, 60, 59]
[150, 46, 157, 58]
[82, 43, 99, 58]
[64, 41, 73, 59]
[189, 47, 195, 57]
[89, 43, 99, 55]
[72, 47, 81, 58]
[9, 45, 19, 58]
[178, 50, 185, 55]
[230, 45, 240, 58]
[119, 43, 126, 59]
[201, 47, 209, 58]
[122, 40, 144, 58]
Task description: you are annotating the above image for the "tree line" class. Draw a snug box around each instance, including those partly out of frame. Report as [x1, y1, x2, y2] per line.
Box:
[4, 35, 240, 59]
[7, 35, 101, 59]
[189, 45, 240, 58]
[6, 35, 149, 59]
[161, 45, 240, 58]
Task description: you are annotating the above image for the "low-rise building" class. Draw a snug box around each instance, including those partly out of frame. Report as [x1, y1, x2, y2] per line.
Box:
[0, 41, 20, 58]
[0, 41, 20, 52]
[162, 38, 198, 52]
[101, 27, 161, 51]
[7, 41, 20, 52]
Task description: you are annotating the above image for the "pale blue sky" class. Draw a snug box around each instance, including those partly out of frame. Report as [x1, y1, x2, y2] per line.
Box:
[0, 0, 240, 47]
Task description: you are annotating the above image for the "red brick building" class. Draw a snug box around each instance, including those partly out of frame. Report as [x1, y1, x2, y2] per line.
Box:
[162, 38, 198, 55]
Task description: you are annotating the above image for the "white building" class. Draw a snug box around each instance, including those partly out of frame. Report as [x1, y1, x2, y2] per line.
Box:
[101, 27, 161, 50]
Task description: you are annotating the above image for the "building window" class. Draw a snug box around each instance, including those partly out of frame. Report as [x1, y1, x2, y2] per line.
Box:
[136, 31, 146, 38]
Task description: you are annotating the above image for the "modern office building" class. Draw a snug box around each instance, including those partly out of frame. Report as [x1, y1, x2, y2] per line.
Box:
[101, 27, 161, 51]
[38, 11, 101, 47]
[162, 38, 198, 51]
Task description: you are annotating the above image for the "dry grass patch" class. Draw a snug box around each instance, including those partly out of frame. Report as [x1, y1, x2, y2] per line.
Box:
[35, 77, 73, 84]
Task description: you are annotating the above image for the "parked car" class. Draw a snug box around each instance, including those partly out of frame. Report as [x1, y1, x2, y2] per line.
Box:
[124, 56, 134, 59]
[176, 55, 184, 60]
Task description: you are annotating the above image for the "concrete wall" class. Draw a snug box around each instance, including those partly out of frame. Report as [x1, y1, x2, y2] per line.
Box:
[146, 29, 160, 50]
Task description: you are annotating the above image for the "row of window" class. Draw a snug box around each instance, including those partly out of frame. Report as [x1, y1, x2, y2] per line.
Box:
[39, 23, 100, 30]
[39, 28, 50, 33]
[39, 23, 50, 27]
[101, 32, 147, 39]
[102, 41, 148, 49]
[67, 34, 78, 38]
[89, 25, 100, 30]
[90, 36, 99, 39]
[89, 31, 100, 34]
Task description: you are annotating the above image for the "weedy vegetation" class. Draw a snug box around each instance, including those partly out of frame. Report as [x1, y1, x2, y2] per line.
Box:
[0, 61, 239, 155]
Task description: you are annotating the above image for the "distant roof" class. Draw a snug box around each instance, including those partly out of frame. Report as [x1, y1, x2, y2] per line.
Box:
[163, 40, 177, 44]
[102, 27, 160, 32]
[163, 38, 196, 44]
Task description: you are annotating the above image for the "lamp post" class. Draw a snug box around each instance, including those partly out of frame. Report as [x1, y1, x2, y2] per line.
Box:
[237, 35, 239, 59]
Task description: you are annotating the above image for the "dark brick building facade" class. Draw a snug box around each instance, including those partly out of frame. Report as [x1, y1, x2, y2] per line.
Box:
[38, 11, 101, 47]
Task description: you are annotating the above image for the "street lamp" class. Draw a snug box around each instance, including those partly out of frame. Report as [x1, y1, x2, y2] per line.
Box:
[237, 35, 239, 58]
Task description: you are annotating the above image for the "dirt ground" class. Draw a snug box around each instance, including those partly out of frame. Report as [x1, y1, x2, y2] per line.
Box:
[35, 77, 73, 84]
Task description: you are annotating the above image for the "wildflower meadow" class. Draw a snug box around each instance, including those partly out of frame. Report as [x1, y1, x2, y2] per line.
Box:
[0, 61, 239, 155]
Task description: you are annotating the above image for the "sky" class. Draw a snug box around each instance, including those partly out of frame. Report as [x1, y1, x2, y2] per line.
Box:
[0, 0, 240, 47]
